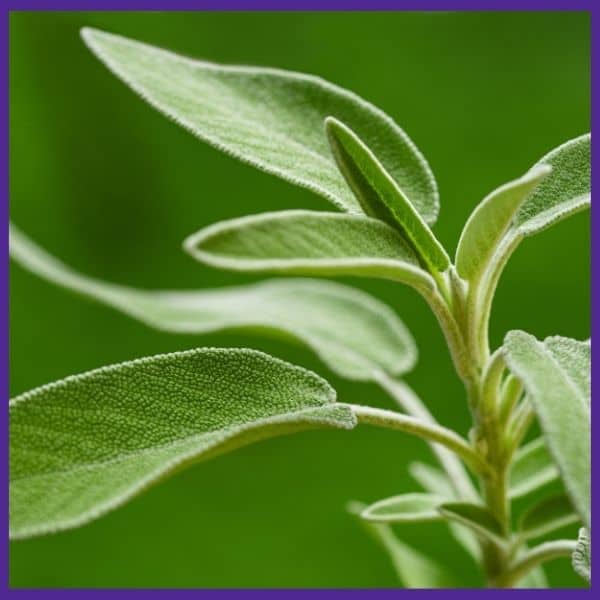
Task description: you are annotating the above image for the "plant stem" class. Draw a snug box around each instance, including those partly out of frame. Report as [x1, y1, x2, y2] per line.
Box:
[348, 404, 492, 477]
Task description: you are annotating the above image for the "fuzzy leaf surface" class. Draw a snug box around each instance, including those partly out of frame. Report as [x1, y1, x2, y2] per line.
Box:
[455, 166, 550, 281]
[325, 117, 449, 272]
[10, 348, 356, 539]
[509, 438, 560, 499]
[504, 331, 590, 528]
[519, 494, 579, 540]
[438, 502, 505, 545]
[10, 224, 416, 381]
[361, 493, 444, 523]
[514, 134, 590, 236]
[82, 28, 439, 223]
[185, 210, 434, 290]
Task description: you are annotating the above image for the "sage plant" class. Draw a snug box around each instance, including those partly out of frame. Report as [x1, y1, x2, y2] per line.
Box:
[9, 29, 591, 588]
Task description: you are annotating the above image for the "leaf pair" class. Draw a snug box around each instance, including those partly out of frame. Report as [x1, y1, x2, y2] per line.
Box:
[10, 224, 416, 382]
[82, 28, 448, 294]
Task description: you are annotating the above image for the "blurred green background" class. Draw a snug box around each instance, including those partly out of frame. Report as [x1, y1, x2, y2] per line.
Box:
[9, 11, 589, 588]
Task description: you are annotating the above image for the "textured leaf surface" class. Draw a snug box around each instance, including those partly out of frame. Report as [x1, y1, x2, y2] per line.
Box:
[185, 210, 434, 290]
[509, 438, 559, 499]
[504, 331, 590, 528]
[572, 527, 591, 583]
[361, 493, 444, 523]
[10, 348, 356, 539]
[455, 166, 550, 281]
[438, 502, 504, 544]
[348, 502, 455, 588]
[82, 28, 439, 223]
[10, 224, 416, 381]
[514, 134, 590, 236]
[519, 494, 579, 540]
[325, 117, 449, 272]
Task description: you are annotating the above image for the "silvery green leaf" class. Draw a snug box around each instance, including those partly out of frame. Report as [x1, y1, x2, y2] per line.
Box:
[361, 493, 445, 523]
[438, 502, 505, 545]
[184, 210, 435, 291]
[81, 28, 439, 223]
[509, 438, 559, 499]
[10, 224, 416, 382]
[325, 117, 450, 272]
[519, 493, 579, 540]
[10, 348, 356, 539]
[348, 501, 456, 588]
[504, 331, 590, 529]
[572, 527, 591, 583]
[455, 166, 551, 282]
[515, 134, 590, 236]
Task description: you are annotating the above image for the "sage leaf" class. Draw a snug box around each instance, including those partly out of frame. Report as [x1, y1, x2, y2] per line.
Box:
[455, 165, 551, 281]
[185, 210, 435, 291]
[572, 527, 591, 583]
[438, 502, 505, 545]
[10, 348, 356, 539]
[325, 117, 450, 272]
[361, 493, 445, 523]
[504, 331, 590, 528]
[509, 438, 559, 499]
[515, 134, 590, 236]
[10, 224, 416, 382]
[519, 494, 579, 540]
[348, 501, 456, 588]
[81, 28, 439, 223]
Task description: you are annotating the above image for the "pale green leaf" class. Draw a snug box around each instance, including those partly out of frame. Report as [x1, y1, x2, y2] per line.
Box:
[184, 210, 435, 291]
[438, 502, 505, 545]
[519, 493, 579, 540]
[361, 493, 444, 523]
[455, 166, 551, 281]
[509, 438, 560, 499]
[10, 223, 416, 382]
[348, 501, 456, 588]
[10, 348, 356, 539]
[325, 117, 450, 272]
[504, 331, 590, 529]
[572, 527, 591, 583]
[81, 28, 439, 223]
[515, 134, 590, 236]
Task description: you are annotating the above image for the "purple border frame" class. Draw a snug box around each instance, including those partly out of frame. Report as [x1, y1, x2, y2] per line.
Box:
[2, 0, 594, 594]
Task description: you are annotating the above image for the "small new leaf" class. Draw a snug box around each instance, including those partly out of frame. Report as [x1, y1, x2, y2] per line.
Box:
[325, 117, 450, 273]
[361, 493, 445, 523]
[10, 224, 417, 381]
[81, 28, 439, 223]
[10, 348, 356, 539]
[455, 165, 551, 282]
[185, 210, 435, 291]
[438, 502, 505, 545]
[519, 494, 579, 540]
[504, 331, 590, 529]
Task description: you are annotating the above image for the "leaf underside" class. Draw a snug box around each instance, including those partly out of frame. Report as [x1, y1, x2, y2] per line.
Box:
[504, 331, 590, 529]
[184, 210, 435, 291]
[81, 27, 439, 223]
[572, 527, 591, 583]
[10, 348, 355, 539]
[361, 493, 444, 523]
[10, 224, 417, 382]
[438, 502, 504, 544]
